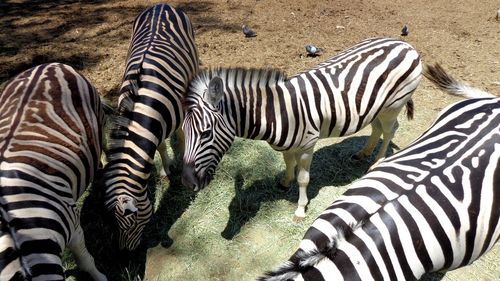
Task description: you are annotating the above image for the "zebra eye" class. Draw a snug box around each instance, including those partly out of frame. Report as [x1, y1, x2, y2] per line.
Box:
[200, 129, 211, 139]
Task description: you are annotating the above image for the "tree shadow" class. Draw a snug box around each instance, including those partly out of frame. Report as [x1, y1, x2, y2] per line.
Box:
[175, 1, 246, 35]
[0, 0, 243, 87]
[0, 1, 146, 85]
[221, 136, 391, 240]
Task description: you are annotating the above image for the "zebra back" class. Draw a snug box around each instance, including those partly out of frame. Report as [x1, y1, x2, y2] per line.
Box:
[102, 3, 200, 251]
[258, 66, 499, 280]
[0, 63, 105, 280]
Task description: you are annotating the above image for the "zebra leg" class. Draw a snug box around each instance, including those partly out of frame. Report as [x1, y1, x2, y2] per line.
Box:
[68, 225, 107, 281]
[280, 151, 297, 188]
[374, 118, 399, 161]
[294, 149, 314, 220]
[355, 118, 383, 160]
[158, 140, 171, 177]
[370, 108, 402, 161]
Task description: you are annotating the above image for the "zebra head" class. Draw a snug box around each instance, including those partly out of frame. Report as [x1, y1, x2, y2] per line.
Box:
[182, 74, 236, 191]
[104, 178, 153, 250]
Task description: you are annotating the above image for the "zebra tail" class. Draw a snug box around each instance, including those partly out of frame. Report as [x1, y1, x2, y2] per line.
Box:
[257, 241, 338, 281]
[406, 98, 414, 120]
[257, 248, 331, 281]
[424, 63, 495, 99]
[256, 261, 301, 281]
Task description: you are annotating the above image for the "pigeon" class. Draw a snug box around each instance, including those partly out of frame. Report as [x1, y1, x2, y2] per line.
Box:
[305, 44, 323, 57]
[401, 24, 409, 36]
[242, 25, 257, 37]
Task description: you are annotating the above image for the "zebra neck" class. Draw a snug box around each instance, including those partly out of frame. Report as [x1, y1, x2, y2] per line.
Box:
[216, 65, 336, 149]
[105, 119, 157, 188]
[225, 80, 287, 141]
[102, 155, 152, 190]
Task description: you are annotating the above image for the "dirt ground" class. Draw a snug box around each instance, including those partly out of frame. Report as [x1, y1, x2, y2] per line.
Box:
[1, 0, 499, 96]
[1, 0, 499, 280]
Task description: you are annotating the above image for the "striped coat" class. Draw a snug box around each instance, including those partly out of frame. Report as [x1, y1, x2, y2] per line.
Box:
[258, 64, 499, 281]
[0, 63, 107, 280]
[182, 37, 422, 219]
[100, 3, 199, 250]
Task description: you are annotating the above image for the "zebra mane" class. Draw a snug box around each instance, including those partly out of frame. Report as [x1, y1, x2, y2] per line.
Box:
[104, 80, 138, 157]
[257, 220, 365, 281]
[188, 67, 287, 101]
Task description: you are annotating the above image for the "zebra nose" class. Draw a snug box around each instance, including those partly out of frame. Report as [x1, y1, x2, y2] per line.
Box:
[123, 208, 138, 218]
[182, 164, 199, 190]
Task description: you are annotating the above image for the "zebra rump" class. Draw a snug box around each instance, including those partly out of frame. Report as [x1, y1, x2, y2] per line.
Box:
[258, 64, 499, 280]
[0, 63, 107, 280]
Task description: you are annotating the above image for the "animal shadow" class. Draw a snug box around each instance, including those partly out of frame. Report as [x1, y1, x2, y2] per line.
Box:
[77, 152, 195, 280]
[78, 180, 147, 281]
[221, 136, 385, 240]
[141, 159, 197, 249]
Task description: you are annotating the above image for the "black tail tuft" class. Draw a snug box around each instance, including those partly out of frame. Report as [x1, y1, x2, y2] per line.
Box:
[423, 63, 456, 91]
[424, 63, 494, 98]
[256, 261, 300, 281]
[406, 98, 414, 120]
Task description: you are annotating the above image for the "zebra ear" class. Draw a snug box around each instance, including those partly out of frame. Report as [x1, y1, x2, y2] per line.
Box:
[207, 77, 224, 107]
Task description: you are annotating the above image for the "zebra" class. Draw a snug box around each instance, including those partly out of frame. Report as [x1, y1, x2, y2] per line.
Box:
[257, 63, 499, 281]
[181, 37, 422, 219]
[0, 63, 107, 280]
[99, 3, 199, 251]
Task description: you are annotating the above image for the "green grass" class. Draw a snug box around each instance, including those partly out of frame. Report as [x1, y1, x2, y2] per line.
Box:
[142, 137, 369, 281]
[63, 88, 499, 280]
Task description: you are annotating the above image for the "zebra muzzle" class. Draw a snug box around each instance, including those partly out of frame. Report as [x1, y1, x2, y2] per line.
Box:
[182, 164, 200, 190]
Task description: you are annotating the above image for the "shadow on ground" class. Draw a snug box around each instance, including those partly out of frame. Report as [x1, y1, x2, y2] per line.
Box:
[421, 272, 446, 281]
[221, 136, 392, 240]
[78, 182, 147, 281]
[77, 141, 194, 280]
[0, 1, 146, 85]
[0, 0, 241, 88]
[142, 160, 197, 249]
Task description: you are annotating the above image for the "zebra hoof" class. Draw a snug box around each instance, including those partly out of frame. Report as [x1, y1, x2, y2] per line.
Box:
[352, 153, 366, 161]
[293, 215, 305, 222]
[278, 182, 290, 190]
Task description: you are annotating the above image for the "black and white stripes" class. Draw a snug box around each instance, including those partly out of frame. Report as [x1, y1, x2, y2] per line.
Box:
[182, 37, 422, 219]
[258, 64, 499, 281]
[100, 3, 199, 250]
[0, 63, 107, 280]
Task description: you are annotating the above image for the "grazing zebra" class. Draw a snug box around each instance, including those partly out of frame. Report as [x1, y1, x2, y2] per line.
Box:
[0, 63, 107, 280]
[258, 64, 499, 281]
[181, 37, 422, 219]
[100, 3, 199, 250]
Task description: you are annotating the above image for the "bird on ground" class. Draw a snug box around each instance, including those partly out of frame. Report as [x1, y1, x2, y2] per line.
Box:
[305, 44, 323, 57]
[242, 25, 257, 37]
[401, 24, 409, 36]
